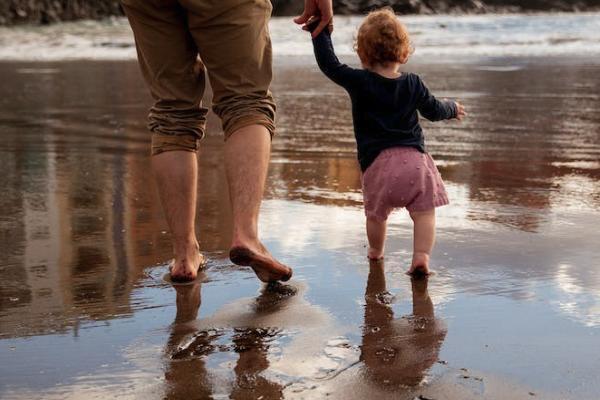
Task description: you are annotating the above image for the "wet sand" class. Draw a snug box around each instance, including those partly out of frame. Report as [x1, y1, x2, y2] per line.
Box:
[0, 57, 599, 399]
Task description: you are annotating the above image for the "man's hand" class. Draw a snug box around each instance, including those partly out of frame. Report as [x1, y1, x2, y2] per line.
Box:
[455, 102, 467, 120]
[294, 0, 333, 38]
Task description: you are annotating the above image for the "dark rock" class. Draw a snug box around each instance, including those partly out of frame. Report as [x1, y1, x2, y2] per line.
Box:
[1, 0, 600, 26]
[1, 0, 124, 25]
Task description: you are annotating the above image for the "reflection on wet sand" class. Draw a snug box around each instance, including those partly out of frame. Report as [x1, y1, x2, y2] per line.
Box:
[164, 283, 301, 399]
[164, 281, 213, 399]
[361, 260, 446, 388]
[230, 328, 284, 399]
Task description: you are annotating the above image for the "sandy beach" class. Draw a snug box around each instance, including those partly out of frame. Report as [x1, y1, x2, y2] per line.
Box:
[0, 14, 600, 400]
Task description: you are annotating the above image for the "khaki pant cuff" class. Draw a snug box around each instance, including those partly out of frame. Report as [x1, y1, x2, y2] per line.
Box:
[224, 115, 276, 141]
[151, 133, 200, 156]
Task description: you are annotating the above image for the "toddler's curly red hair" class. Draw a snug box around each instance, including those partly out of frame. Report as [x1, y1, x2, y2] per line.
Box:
[355, 8, 413, 67]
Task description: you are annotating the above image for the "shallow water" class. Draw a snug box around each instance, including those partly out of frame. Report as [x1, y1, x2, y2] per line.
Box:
[2, 14, 600, 61]
[0, 57, 599, 399]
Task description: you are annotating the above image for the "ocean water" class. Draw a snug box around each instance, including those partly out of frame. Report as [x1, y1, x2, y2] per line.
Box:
[0, 13, 600, 61]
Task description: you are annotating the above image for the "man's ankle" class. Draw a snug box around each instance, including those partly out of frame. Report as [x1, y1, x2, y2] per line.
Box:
[173, 237, 199, 254]
[231, 233, 259, 249]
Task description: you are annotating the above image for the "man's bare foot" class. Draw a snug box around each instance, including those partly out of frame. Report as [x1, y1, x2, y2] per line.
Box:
[406, 252, 431, 277]
[368, 247, 384, 261]
[229, 241, 292, 283]
[170, 241, 206, 283]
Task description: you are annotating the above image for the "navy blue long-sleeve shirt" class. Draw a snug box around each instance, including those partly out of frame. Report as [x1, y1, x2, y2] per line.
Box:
[312, 29, 457, 172]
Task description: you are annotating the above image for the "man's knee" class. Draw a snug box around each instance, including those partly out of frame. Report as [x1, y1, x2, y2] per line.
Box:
[214, 94, 276, 141]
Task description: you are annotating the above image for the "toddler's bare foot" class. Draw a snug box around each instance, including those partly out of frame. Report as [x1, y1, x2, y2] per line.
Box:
[406, 252, 431, 277]
[368, 248, 384, 261]
[170, 241, 206, 283]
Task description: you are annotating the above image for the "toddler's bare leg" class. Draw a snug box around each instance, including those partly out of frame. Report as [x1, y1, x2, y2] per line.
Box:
[366, 217, 387, 260]
[407, 209, 436, 275]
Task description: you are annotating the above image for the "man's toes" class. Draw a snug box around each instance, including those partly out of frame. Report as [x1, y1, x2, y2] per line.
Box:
[280, 267, 293, 282]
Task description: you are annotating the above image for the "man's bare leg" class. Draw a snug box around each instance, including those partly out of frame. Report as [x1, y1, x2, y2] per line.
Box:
[225, 124, 292, 282]
[407, 209, 436, 276]
[153, 151, 205, 282]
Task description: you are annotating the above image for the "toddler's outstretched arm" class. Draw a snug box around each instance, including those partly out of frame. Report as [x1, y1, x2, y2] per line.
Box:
[415, 76, 459, 121]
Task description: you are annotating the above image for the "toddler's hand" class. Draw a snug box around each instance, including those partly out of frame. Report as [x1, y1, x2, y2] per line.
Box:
[294, 0, 333, 38]
[455, 101, 467, 120]
[302, 17, 321, 34]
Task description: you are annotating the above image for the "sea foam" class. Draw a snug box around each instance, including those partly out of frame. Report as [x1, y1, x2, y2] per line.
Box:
[1, 13, 600, 61]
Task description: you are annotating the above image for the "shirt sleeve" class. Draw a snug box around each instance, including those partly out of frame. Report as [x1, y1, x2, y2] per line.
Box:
[414, 75, 457, 121]
[311, 29, 363, 91]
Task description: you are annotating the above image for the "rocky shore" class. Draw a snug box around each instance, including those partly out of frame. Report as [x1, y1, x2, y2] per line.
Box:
[1, 0, 599, 26]
[327, 0, 600, 14]
[0, 1, 122, 25]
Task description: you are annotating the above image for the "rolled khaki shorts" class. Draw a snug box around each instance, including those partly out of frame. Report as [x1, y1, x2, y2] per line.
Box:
[121, 0, 276, 155]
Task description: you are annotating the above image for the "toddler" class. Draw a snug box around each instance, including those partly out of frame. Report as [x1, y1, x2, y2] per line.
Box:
[306, 8, 466, 275]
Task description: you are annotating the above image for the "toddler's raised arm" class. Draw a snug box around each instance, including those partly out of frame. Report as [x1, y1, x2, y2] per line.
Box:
[311, 29, 363, 91]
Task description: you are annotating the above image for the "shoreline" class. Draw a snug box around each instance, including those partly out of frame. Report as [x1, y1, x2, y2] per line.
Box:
[1, 13, 600, 62]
